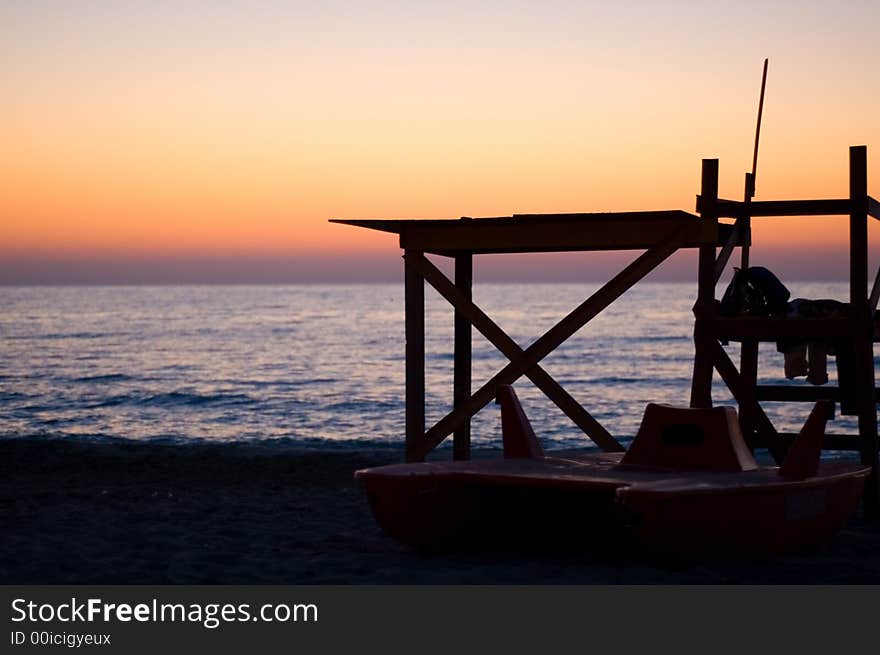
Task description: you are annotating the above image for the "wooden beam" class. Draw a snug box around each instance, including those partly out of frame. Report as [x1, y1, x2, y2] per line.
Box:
[711, 340, 786, 463]
[697, 197, 851, 218]
[746, 198, 852, 217]
[696, 159, 719, 308]
[453, 253, 473, 460]
[415, 226, 688, 457]
[691, 158, 718, 409]
[755, 384, 880, 404]
[868, 196, 880, 220]
[335, 215, 737, 256]
[755, 385, 843, 402]
[713, 220, 741, 283]
[740, 173, 753, 269]
[708, 316, 853, 341]
[401, 216, 712, 255]
[851, 146, 869, 307]
[850, 147, 879, 516]
[409, 253, 624, 452]
[738, 339, 759, 446]
[870, 264, 880, 314]
[404, 252, 425, 462]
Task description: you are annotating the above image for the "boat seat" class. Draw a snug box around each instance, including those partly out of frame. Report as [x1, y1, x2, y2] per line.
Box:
[497, 385, 831, 480]
[621, 404, 758, 472]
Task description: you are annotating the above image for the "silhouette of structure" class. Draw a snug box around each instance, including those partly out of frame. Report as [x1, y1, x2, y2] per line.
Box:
[333, 211, 728, 462]
[691, 145, 880, 515]
[333, 145, 880, 514]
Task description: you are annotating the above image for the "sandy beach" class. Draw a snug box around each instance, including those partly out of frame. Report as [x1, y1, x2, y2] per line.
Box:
[2, 438, 880, 584]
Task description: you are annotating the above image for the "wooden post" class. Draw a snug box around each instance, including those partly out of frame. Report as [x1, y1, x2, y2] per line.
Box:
[851, 146, 869, 306]
[741, 172, 753, 268]
[737, 172, 756, 447]
[738, 339, 759, 448]
[404, 251, 425, 462]
[849, 145, 879, 516]
[691, 158, 719, 409]
[453, 252, 473, 460]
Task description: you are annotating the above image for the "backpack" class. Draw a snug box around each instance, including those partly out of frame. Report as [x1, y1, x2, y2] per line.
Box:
[719, 266, 790, 316]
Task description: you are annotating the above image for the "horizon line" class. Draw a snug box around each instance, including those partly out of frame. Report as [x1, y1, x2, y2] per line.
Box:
[0, 277, 855, 287]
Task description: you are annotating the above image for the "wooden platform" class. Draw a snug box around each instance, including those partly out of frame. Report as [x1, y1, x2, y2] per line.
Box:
[706, 311, 880, 342]
[332, 210, 737, 255]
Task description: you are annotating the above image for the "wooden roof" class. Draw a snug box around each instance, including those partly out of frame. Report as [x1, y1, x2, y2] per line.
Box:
[331, 210, 731, 256]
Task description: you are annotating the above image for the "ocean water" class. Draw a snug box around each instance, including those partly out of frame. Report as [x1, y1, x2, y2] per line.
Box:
[0, 282, 871, 451]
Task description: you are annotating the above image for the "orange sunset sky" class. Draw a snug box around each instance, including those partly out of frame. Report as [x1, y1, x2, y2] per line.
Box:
[2, 1, 879, 283]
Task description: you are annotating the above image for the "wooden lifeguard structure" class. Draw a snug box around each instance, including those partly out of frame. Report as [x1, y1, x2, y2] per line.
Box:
[331, 211, 734, 464]
[333, 145, 880, 515]
[691, 145, 880, 515]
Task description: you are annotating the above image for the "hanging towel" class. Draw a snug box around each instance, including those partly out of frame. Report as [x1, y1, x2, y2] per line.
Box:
[807, 343, 829, 386]
[784, 345, 808, 379]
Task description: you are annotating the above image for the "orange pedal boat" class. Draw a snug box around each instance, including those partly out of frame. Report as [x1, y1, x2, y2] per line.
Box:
[356, 386, 869, 554]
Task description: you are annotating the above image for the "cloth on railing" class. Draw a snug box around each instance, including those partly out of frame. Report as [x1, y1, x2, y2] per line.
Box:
[776, 299, 848, 385]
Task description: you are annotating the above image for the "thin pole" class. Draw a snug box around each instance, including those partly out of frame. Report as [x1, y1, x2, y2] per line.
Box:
[749, 58, 769, 197]
[736, 61, 770, 417]
[742, 58, 768, 269]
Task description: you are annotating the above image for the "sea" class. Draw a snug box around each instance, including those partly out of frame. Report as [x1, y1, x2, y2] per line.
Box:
[0, 282, 872, 453]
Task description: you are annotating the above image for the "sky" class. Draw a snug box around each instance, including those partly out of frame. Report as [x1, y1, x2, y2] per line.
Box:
[2, 0, 879, 283]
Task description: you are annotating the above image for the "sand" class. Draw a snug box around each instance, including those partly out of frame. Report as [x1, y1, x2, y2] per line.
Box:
[2, 438, 880, 584]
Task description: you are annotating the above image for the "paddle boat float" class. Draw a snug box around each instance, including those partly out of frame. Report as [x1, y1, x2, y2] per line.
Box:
[355, 387, 869, 554]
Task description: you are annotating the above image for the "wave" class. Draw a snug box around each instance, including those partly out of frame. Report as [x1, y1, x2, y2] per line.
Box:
[88, 390, 256, 409]
[0, 390, 34, 402]
[617, 335, 689, 343]
[322, 399, 402, 412]
[71, 373, 134, 383]
[575, 376, 692, 387]
[221, 378, 339, 389]
[9, 331, 121, 341]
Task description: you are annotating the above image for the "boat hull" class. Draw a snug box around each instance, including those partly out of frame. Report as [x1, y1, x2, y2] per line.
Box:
[617, 463, 868, 554]
[356, 455, 869, 553]
[357, 455, 627, 549]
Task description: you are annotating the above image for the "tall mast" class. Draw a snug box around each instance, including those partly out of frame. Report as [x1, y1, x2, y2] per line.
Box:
[748, 58, 769, 198]
[741, 58, 769, 269]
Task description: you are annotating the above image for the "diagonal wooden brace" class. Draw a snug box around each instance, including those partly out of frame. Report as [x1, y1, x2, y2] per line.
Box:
[407, 252, 624, 452]
[869, 263, 880, 314]
[713, 219, 742, 283]
[711, 339, 787, 464]
[414, 224, 690, 458]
